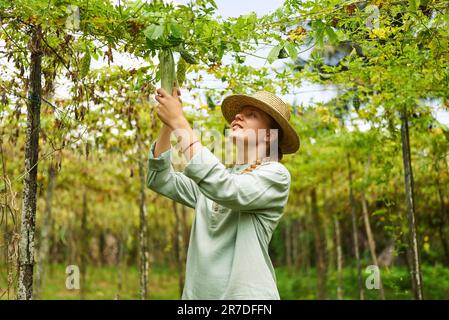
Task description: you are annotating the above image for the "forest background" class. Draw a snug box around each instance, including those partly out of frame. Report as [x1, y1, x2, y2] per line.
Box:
[1, 0, 449, 300]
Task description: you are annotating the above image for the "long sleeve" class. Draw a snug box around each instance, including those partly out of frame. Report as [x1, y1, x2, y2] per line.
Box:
[146, 141, 200, 209]
[183, 146, 291, 211]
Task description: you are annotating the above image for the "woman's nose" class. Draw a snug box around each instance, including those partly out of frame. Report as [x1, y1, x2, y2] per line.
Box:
[234, 113, 244, 121]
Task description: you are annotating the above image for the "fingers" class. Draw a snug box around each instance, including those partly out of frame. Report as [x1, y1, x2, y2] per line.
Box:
[173, 91, 182, 103]
[157, 86, 180, 97]
[154, 94, 163, 103]
[156, 88, 181, 104]
[156, 88, 168, 97]
[172, 83, 181, 97]
[155, 85, 182, 105]
[156, 87, 180, 98]
[155, 88, 169, 103]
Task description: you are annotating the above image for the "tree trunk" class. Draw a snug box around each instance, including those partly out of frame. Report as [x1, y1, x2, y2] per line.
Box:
[302, 199, 311, 274]
[320, 187, 334, 274]
[78, 144, 90, 299]
[34, 162, 57, 299]
[310, 188, 327, 299]
[434, 160, 449, 265]
[361, 154, 385, 299]
[400, 108, 423, 300]
[115, 226, 128, 300]
[138, 146, 149, 300]
[347, 153, 364, 300]
[292, 220, 300, 268]
[80, 189, 88, 299]
[285, 220, 292, 268]
[334, 215, 344, 300]
[325, 223, 334, 274]
[1, 139, 19, 299]
[361, 192, 386, 299]
[99, 230, 106, 266]
[17, 25, 43, 300]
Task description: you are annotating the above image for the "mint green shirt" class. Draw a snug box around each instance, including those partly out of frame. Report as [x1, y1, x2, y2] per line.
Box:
[146, 142, 291, 299]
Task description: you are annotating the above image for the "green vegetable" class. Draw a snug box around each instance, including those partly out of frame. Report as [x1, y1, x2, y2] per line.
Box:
[80, 51, 91, 79]
[208, 55, 218, 63]
[176, 56, 187, 87]
[180, 48, 199, 64]
[159, 48, 176, 94]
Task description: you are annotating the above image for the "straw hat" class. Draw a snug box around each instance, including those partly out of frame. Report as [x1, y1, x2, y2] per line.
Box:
[221, 91, 300, 154]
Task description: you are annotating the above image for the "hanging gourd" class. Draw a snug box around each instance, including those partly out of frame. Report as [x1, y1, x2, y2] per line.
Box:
[158, 48, 176, 94]
[144, 14, 198, 95]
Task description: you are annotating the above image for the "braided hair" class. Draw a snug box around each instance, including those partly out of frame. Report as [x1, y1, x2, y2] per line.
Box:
[267, 116, 284, 162]
[239, 159, 263, 174]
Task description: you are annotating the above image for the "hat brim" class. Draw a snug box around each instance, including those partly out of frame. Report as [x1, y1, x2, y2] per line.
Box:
[221, 94, 300, 154]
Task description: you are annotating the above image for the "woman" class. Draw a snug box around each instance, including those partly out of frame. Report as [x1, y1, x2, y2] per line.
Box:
[147, 86, 300, 299]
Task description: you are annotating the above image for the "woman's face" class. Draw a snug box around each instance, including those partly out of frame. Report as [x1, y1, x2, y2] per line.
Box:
[229, 105, 274, 145]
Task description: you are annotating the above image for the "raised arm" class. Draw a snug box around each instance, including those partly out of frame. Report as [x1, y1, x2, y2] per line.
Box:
[147, 140, 200, 209]
[153, 124, 172, 158]
[147, 86, 200, 208]
[182, 146, 291, 212]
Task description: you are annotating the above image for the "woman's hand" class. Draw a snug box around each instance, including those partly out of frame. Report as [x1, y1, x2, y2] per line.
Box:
[154, 85, 188, 130]
[154, 84, 200, 161]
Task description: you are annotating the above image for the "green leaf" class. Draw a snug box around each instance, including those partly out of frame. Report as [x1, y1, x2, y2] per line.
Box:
[206, 95, 216, 110]
[325, 26, 338, 45]
[353, 94, 360, 111]
[168, 22, 183, 39]
[372, 209, 387, 216]
[267, 44, 283, 64]
[235, 55, 246, 64]
[143, 24, 156, 38]
[441, 124, 449, 141]
[80, 48, 91, 79]
[231, 41, 241, 52]
[151, 24, 164, 40]
[144, 24, 164, 40]
[209, 0, 218, 9]
[285, 42, 298, 61]
[312, 20, 325, 47]
[278, 48, 289, 59]
[409, 0, 420, 11]
[319, 72, 331, 79]
[91, 49, 99, 61]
